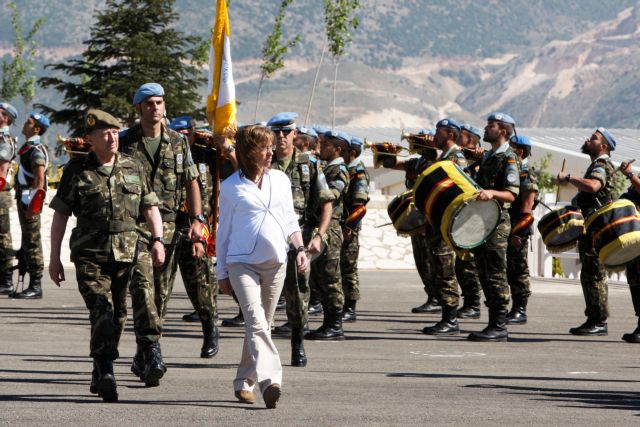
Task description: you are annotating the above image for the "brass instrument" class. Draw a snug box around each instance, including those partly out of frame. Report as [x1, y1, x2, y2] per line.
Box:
[56, 134, 91, 158]
[363, 138, 410, 168]
[400, 129, 436, 153]
[193, 129, 216, 148]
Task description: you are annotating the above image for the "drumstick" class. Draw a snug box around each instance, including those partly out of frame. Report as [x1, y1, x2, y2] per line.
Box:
[375, 222, 393, 228]
[555, 158, 566, 205]
[538, 201, 553, 212]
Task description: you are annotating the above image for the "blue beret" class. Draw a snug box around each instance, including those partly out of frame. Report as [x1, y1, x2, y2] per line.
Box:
[133, 82, 165, 104]
[169, 116, 193, 131]
[267, 112, 298, 128]
[0, 102, 18, 122]
[255, 121, 267, 126]
[30, 113, 50, 129]
[461, 124, 482, 139]
[296, 126, 317, 138]
[509, 134, 531, 147]
[487, 112, 516, 126]
[312, 124, 330, 135]
[350, 136, 364, 148]
[324, 130, 351, 144]
[436, 118, 461, 130]
[596, 127, 616, 151]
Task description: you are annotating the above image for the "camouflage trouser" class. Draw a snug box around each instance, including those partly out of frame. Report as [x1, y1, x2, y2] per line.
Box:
[283, 247, 310, 329]
[411, 232, 434, 298]
[455, 255, 481, 303]
[0, 190, 12, 270]
[154, 241, 182, 325]
[626, 256, 640, 317]
[310, 221, 344, 315]
[426, 232, 458, 309]
[76, 258, 131, 360]
[506, 234, 532, 304]
[129, 240, 161, 345]
[471, 214, 511, 311]
[578, 232, 609, 321]
[340, 228, 360, 301]
[178, 235, 217, 323]
[17, 200, 43, 277]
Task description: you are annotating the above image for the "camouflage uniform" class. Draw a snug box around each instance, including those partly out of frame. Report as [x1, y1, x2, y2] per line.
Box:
[14, 135, 48, 279]
[119, 123, 198, 343]
[472, 143, 520, 311]
[575, 155, 615, 323]
[0, 129, 16, 275]
[621, 183, 640, 321]
[506, 159, 539, 305]
[340, 158, 370, 301]
[49, 152, 158, 359]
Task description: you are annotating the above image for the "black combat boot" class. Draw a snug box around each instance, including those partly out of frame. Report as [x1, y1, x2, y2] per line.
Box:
[422, 306, 460, 335]
[131, 344, 144, 379]
[9, 274, 42, 299]
[276, 295, 286, 311]
[342, 299, 357, 322]
[0, 270, 13, 295]
[306, 311, 345, 341]
[457, 295, 481, 319]
[291, 326, 307, 367]
[468, 308, 508, 342]
[308, 299, 323, 316]
[506, 302, 528, 325]
[182, 311, 200, 322]
[90, 360, 99, 394]
[273, 321, 293, 337]
[142, 342, 167, 387]
[94, 358, 118, 402]
[200, 317, 220, 358]
[622, 317, 640, 343]
[221, 309, 245, 327]
[411, 296, 442, 314]
[569, 318, 608, 336]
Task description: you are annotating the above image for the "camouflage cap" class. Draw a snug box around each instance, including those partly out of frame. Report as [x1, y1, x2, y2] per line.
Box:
[85, 109, 121, 132]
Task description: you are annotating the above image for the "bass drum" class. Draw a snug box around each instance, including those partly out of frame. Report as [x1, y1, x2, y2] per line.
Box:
[537, 206, 584, 253]
[387, 190, 426, 237]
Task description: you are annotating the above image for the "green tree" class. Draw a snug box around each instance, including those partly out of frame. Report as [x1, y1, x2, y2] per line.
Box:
[38, 0, 208, 136]
[254, 0, 300, 121]
[323, 0, 359, 127]
[0, 1, 45, 113]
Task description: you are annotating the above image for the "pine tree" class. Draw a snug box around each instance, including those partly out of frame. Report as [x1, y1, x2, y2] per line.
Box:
[38, 0, 208, 136]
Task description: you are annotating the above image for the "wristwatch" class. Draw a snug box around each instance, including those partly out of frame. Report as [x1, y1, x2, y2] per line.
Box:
[192, 214, 207, 225]
[565, 174, 571, 183]
[152, 236, 165, 245]
[627, 172, 634, 180]
[296, 245, 306, 253]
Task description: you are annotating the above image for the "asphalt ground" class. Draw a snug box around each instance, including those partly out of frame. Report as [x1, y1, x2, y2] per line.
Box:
[1, 270, 639, 426]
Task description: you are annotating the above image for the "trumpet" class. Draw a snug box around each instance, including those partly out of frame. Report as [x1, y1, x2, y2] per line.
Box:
[193, 129, 216, 148]
[400, 129, 436, 153]
[56, 134, 91, 158]
[364, 138, 410, 168]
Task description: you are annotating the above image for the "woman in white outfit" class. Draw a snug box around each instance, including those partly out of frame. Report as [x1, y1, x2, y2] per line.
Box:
[216, 125, 308, 409]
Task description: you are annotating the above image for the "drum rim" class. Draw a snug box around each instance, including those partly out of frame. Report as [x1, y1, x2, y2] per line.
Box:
[447, 198, 501, 249]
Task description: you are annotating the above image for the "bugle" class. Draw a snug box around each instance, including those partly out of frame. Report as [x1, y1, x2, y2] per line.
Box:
[193, 129, 216, 148]
[400, 129, 436, 153]
[56, 134, 91, 158]
[364, 138, 410, 168]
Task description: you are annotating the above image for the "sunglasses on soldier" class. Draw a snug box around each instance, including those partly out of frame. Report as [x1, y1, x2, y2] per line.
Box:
[271, 127, 294, 136]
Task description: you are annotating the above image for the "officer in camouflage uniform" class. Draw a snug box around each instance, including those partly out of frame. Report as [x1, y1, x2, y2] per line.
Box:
[49, 109, 165, 402]
[455, 124, 484, 318]
[169, 116, 219, 358]
[119, 83, 203, 386]
[268, 113, 334, 364]
[0, 103, 18, 294]
[422, 118, 467, 335]
[10, 112, 50, 299]
[506, 135, 539, 325]
[340, 135, 369, 323]
[468, 112, 520, 342]
[306, 130, 350, 341]
[558, 128, 616, 336]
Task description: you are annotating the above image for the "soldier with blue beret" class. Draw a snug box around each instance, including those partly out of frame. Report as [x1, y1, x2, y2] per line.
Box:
[0, 102, 19, 294]
[557, 128, 616, 336]
[133, 82, 165, 105]
[294, 126, 318, 157]
[169, 116, 193, 132]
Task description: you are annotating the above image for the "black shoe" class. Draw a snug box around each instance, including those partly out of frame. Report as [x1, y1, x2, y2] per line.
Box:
[142, 343, 166, 387]
[90, 363, 99, 394]
[308, 301, 323, 316]
[423, 307, 460, 335]
[9, 275, 42, 299]
[291, 328, 307, 367]
[94, 358, 118, 402]
[457, 306, 481, 319]
[411, 298, 441, 314]
[622, 324, 640, 343]
[506, 306, 527, 325]
[342, 299, 357, 323]
[201, 318, 220, 358]
[305, 312, 345, 341]
[182, 311, 200, 322]
[468, 309, 508, 342]
[0, 270, 13, 295]
[273, 321, 293, 336]
[221, 311, 245, 327]
[276, 295, 286, 311]
[131, 345, 144, 379]
[569, 320, 608, 336]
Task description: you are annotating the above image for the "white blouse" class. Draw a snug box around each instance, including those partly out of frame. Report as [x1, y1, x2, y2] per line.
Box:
[216, 169, 300, 280]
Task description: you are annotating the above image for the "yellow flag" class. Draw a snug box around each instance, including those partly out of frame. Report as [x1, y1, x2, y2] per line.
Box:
[207, 0, 237, 134]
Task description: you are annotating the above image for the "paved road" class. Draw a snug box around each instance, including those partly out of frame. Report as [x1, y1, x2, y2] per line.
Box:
[1, 271, 639, 425]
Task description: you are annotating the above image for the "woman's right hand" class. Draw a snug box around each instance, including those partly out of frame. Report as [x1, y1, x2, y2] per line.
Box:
[219, 278, 233, 295]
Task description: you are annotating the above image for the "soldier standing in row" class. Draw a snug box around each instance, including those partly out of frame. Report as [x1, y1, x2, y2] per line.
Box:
[119, 83, 203, 386]
[468, 113, 520, 342]
[340, 136, 369, 322]
[49, 109, 165, 402]
[0, 103, 18, 294]
[558, 128, 616, 336]
[11, 113, 50, 299]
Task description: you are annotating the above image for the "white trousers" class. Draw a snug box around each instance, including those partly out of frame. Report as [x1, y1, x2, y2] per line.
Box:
[228, 261, 287, 393]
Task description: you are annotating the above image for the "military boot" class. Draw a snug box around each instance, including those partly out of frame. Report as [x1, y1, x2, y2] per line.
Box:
[468, 308, 508, 342]
[457, 295, 481, 319]
[131, 344, 144, 379]
[0, 270, 13, 295]
[342, 299, 357, 323]
[221, 309, 245, 327]
[89, 361, 99, 394]
[182, 310, 200, 322]
[305, 311, 345, 341]
[308, 299, 323, 316]
[422, 306, 460, 335]
[411, 296, 442, 314]
[622, 318, 640, 343]
[9, 274, 42, 299]
[200, 317, 220, 358]
[569, 318, 608, 336]
[94, 358, 118, 402]
[142, 342, 166, 387]
[291, 326, 307, 367]
[506, 300, 528, 325]
[276, 295, 286, 311]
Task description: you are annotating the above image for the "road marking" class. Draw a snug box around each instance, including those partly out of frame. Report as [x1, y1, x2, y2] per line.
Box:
[410, 351, 486, 358]
[568, 371, 599, 375]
